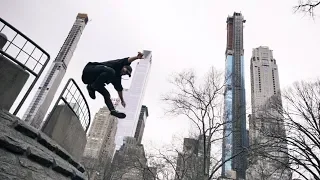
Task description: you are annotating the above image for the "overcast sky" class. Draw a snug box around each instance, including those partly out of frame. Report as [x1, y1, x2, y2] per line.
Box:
[1, 0, 320, 150]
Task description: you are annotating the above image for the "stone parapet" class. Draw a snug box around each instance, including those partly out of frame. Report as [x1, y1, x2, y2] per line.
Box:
[0, 109, 87, 180]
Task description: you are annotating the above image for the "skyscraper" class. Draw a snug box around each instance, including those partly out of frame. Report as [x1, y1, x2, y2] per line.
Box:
[134, 105, 148, 144]
[221, 12, 247, 180]
[246, 46, 291, 179]
[109, 137, 151, 180]
[83, 106, 118, 158]
[23, 13, 88, 128]
[175, 135, 211, 180]
[114, 50, 152, 150]
[82, 103, 119, 180]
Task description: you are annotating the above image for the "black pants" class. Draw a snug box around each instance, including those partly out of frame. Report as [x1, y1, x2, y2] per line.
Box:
[82, 63, 116, 111]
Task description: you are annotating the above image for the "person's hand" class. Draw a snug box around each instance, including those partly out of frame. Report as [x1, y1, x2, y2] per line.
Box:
[121, 101, 126, 108]
[137, 52, 144, 59]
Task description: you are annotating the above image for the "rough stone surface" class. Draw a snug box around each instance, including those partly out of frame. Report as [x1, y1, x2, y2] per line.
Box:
[26, 146, 54, 167]
[52, 158, 74, 177]
[13, 120, 39, 139]
[0, 134, 28, 154]
[0, 109, 87, 180]
[72, 168, 87, 180]
[37, 132, 56, 151]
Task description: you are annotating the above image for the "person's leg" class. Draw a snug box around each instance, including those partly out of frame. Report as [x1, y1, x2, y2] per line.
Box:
[90, 65, 115, 90]
[96, 87, 126, 119]
[82, 64, 115, 99]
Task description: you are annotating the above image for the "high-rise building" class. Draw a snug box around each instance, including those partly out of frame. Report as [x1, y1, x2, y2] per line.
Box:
[82, 103, 119, 180]
[134, 105, 148, 144]
[114, 50, 152, 150]
[109, 137, 152, 180]
[246, 46, 291, 180]
[221, 12, 247, 180]
[23, 13, 88, 129]
[175, 135, 211, 180]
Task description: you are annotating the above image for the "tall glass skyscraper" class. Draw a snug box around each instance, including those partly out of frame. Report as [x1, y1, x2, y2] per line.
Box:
[221, 12, 247, 180]
[114, 50, 152, 150]
[23, 13, 88, 129]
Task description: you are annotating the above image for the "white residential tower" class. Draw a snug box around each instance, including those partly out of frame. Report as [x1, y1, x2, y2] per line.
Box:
[114, 50, 152, 150]
[23, 13, 88, 128]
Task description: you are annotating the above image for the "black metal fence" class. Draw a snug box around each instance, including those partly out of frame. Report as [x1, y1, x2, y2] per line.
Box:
[0, 18, 50, 115]
[43, 78, 91, 132]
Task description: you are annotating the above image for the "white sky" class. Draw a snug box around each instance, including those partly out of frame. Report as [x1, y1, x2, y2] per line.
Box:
[1, 0, 320, 152]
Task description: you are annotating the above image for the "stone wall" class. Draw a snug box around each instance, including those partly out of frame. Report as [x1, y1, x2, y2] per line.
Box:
[0, 109, 87, 180]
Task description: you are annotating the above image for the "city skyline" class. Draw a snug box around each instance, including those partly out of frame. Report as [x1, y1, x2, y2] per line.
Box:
[2, 0, 318, 148]
[22, 13, 89, 129]
[1, 1, 320, 179]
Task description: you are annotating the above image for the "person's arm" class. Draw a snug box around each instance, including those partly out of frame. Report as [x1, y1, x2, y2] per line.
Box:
[128, 52, 144, 63]
[117, 90, 124, 102]
[128, 56, 139, 63]
[112, 78, 125, 102]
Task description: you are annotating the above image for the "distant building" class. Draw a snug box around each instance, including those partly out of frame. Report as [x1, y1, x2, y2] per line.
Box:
[82, 104, 118, 180]
[175, 135, 211, 180]
[246, 46, 291, 180]
[23, 13, 88, 129]
[108, 137, 156, 180]
[134, 105, 148, 144]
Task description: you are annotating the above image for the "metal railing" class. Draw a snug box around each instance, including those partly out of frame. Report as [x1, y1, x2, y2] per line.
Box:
[0, 18, 50, 115]
[42, 78, 91, 132]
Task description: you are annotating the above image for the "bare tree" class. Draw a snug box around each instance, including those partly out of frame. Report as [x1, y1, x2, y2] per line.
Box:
[155, 67, 248, 180]
[294, 0, 320, 17]
[253, 79, 320, 180]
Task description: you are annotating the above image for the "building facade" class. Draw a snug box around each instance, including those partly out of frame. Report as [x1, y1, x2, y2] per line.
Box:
[221, 12, 247, 180]
[23, 13, 88, 128]
[109, 137, 155, 180]
[82, 103, 119, 180]
[114, 50, 152, 150]
[175, 135, 211, 180]
[246, 46, 291, 180]
[134, 105, 148, 144]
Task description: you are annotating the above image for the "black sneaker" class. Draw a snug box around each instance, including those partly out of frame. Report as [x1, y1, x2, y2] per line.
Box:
[87, 85, 96, 99]
[110, 110, 126, 119]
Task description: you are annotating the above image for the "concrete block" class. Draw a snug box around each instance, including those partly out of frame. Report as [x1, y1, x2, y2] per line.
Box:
[42, 105, 87, 162]
[0, 32, 7, 49]
[0, 55, 29, 111]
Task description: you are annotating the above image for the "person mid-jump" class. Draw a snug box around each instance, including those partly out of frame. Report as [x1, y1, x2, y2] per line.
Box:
[81, 52, 144, 119]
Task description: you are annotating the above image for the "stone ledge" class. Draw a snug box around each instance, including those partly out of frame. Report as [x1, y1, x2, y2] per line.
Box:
[52, 158, 74, 177]
[0, 109, 19, 126]
[13, 120, 39, 139]
[55, 144, 72, 162]
[0, 134, 28, 154]
[77, 163, 85, 173]
[37, 132, 56, 151]
[72, 168, 86, 180]
[26, 147, 54, 167]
